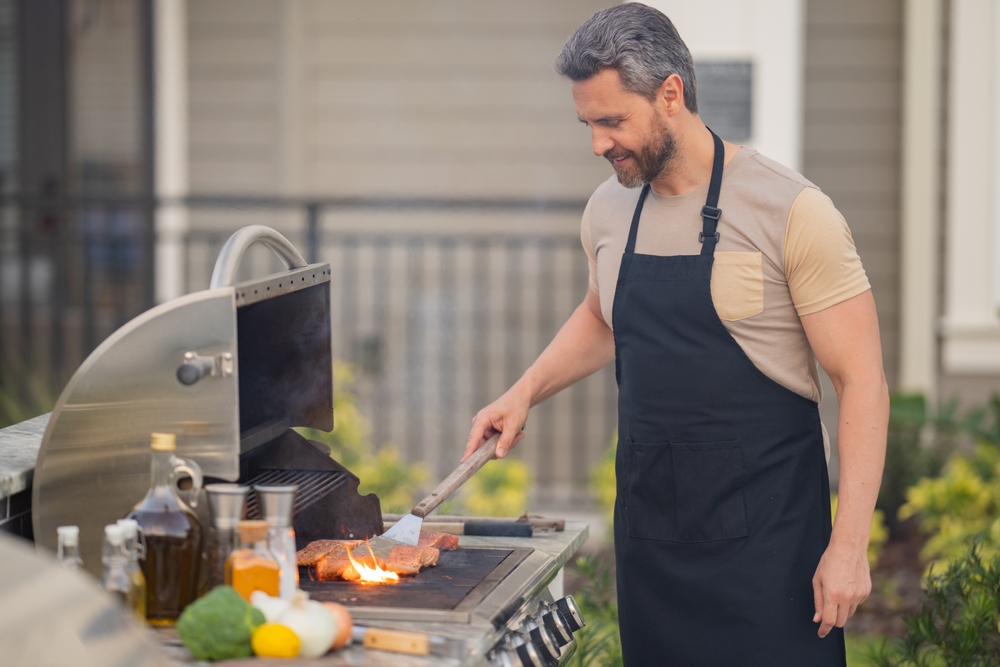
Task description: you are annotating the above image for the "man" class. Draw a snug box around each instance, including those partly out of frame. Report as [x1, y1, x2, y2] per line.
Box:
[463, 4, 888, 666]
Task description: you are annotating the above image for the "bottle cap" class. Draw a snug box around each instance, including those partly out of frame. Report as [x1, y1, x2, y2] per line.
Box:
[57, 525, 79, 544]
[150, 433, 177, 452]
[237, 519, 270, 543]
[104, 524, 124, 545]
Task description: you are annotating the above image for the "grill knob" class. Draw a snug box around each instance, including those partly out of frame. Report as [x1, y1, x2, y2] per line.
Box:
[540, 609, 572, 647]
[554, 595, 586, 633]
[514, 641, 546, 667]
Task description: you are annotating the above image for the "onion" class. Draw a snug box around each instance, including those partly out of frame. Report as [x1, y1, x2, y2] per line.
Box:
[277, 592, 337, 658]
[322, 602, 353, 650]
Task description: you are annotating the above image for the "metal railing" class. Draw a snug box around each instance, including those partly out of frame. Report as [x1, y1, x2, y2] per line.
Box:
[0, 194, 615, 503]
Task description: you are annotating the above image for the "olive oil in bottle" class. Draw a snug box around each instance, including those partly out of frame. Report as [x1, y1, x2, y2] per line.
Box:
[127, 433, 204, 626]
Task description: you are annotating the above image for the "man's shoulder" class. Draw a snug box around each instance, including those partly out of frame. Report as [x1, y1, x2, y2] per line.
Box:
[586, 175, 642, 222]
[737, 149, 818, 192]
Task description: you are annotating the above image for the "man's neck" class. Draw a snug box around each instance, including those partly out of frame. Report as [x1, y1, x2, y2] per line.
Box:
[649, 119, 731, 197]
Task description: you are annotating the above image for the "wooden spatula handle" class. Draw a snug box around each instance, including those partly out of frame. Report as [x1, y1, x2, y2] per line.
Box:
[411, 433, 501, 518]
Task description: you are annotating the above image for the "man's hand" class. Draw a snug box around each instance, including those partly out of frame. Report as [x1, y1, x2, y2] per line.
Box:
[463, 387, 531, 461]
[812, 538, 872, 637]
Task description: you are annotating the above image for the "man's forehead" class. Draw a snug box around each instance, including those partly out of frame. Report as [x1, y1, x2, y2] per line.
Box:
[572, 69, 645, 119]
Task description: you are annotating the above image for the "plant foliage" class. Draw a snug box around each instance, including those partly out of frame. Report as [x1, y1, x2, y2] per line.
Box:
[460, 457, 531, 517]
[564, 555, 622, 667]
[865, 542, 1000, 667]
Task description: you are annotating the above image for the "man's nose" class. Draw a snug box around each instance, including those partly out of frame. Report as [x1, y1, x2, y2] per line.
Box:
[591, 129, 613, 157]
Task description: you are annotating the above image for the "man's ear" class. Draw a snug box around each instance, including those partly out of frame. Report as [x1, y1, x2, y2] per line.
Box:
[659, 73, 685, 117]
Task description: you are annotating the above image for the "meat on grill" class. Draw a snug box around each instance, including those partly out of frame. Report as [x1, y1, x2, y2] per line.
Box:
[299, 533, 456, 580]
[387, 545, 440, 576]
[315, 551, 388, 581]
[297, 539, 362, 567]
[417, 532, 459, 551]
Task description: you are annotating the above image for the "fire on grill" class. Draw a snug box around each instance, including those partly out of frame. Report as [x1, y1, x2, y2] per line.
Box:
[296, 533, 459, 582]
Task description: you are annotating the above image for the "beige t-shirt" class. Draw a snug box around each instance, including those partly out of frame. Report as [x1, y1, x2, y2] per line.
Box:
[582, 147, 870, 405]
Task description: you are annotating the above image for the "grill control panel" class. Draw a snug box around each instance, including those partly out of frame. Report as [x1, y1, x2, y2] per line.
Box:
[486, 595, 585, 667]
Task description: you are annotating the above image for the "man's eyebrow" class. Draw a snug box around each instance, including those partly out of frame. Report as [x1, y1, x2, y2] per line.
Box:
[578, 115, 624, 125]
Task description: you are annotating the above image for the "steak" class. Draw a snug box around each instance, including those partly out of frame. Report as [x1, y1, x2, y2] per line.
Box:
[315, 550, 388, 581]
[387, 545, 440, 576]
[297, 539, 361, 566]
[417, 532, 459, 551]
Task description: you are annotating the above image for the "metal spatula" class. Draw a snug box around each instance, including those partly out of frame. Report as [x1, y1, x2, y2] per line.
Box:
[379, 433, 501, 546]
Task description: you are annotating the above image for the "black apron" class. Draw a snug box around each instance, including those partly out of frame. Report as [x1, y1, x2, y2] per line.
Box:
[612, 131, 846, 666]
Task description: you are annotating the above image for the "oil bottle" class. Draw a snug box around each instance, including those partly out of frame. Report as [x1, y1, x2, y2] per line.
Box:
[225, 519, 280, 601]
[127, 432, 204, 625]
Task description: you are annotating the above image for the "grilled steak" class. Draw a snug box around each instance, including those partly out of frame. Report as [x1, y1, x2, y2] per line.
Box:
[315, 551, 388, 581]
[387, 545, 440, 576]
[417, 532, 459, 551]
[297, 539, 362, 566]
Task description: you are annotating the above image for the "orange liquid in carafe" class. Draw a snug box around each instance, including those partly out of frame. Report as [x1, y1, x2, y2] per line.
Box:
[225, 551, 280, 601]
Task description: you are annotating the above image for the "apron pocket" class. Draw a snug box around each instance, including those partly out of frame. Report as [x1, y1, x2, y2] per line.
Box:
[624, 440, 748, 542]
[672, 440, 748, 542]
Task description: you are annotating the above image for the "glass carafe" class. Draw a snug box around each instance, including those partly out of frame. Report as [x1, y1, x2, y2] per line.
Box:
[117, 518, 148, 619]
[126, 432, 204, 626]
[253, 485, 299, 599]
[56, 525, 83, 570]
[205, 484, 249, 590]
[100, 524, 134, 610]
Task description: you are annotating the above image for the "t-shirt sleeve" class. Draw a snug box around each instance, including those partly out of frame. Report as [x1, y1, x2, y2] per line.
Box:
[581, 199, 600, 295]
[784, 187, 871, 316]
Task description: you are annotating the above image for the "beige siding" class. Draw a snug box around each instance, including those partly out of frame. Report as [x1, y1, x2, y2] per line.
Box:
[803, 0, 903, 389]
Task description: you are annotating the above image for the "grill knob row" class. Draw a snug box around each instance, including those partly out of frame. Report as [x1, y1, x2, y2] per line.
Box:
[487, 595, 586, 667]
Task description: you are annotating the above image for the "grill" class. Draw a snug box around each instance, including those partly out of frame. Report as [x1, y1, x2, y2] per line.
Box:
[28, 225, 586, 666]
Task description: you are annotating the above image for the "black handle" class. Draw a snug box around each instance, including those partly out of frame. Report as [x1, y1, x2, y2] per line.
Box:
[176, 357, 214, 385]
[464, 521, 532, 538]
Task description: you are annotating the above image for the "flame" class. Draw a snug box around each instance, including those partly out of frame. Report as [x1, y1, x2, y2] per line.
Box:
[345, 541, 399, 584]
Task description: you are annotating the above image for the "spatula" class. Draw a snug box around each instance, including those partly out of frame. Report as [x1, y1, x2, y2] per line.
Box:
[378, 432, 501, 546]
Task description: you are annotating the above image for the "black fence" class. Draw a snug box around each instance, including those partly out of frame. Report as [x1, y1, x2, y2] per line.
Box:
[0, 195, 616, 503]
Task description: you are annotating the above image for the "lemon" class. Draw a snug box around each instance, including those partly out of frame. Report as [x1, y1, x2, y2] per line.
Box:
[252, 623, 301, 658]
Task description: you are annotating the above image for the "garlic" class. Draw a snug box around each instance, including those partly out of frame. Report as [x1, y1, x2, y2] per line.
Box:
[275, 591, 338, 658]
[250, 590, 291, 623]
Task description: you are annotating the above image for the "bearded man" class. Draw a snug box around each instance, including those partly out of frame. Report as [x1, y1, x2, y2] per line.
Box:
[463, 4, 888, 666]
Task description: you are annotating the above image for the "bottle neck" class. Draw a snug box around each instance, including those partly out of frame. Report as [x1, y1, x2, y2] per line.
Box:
[150, 449, 175, 488]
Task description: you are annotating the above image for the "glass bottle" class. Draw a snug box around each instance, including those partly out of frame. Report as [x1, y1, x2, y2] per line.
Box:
[126, 432, 204, 626]
[117, 518, 148, 619]
[253, 485, 299, 599]
[56, 525, 83, 570]
[100, 524, 134, 610]
[225, 520, 280, 601]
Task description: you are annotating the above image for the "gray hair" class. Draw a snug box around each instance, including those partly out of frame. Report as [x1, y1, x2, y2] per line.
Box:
[556, 3, 698, 113]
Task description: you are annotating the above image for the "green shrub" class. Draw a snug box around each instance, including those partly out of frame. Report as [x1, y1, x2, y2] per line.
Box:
[564, 555, 622, 667]
[298, 362, 428, 512]
[899, 440, 1000, 569]
[865, 542, 1000, 667]
[460, 458, 531, 517]
[879, 394, 961, 529]
[590, 437, 617, 540]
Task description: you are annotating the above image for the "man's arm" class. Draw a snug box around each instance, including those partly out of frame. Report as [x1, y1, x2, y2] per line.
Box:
[463, 289, 614, 460]
[800, 289, 889, 638]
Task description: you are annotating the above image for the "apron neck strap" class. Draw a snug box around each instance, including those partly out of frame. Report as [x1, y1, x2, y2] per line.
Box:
[623, 183, 651, 255]
[622, 129, 726, 259]
[699, 129, 725, 256]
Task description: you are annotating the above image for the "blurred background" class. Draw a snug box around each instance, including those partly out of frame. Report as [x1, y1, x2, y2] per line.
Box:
[4, 0, 1000, 662]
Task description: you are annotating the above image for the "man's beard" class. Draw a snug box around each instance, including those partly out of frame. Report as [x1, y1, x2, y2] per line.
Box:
[604, 119, 677, 188]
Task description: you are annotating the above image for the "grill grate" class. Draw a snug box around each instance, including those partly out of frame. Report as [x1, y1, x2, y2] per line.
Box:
[244, 469, 348, 518]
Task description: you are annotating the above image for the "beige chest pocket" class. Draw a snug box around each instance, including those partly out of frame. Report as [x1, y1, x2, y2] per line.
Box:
[711, 251, 764, 321]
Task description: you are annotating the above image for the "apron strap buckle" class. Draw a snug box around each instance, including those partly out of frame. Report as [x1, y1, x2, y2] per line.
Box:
[701, 205, 721, 220]
[699, 231, 720, 243]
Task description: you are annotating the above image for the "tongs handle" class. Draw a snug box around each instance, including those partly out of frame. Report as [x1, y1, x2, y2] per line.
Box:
[411, 433, 501, 518]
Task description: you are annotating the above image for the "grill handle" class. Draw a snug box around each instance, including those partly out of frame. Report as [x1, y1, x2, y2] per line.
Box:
[210, 225, 308, 288]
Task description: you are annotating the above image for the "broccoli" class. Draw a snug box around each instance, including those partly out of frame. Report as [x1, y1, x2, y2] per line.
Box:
[176, 586, 266, 661]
